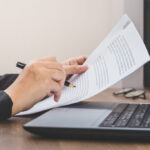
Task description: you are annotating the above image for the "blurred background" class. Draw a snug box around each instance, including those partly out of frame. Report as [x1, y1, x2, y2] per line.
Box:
[0, 0, 143, 88]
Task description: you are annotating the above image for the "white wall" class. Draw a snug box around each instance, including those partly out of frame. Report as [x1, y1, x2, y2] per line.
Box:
[0, 0, 124, 74]
[122, 0, 144, 88]
[0, 0, 143, 88]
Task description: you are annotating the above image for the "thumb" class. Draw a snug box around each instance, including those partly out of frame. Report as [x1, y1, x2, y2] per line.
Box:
[64, 65, 88, 75]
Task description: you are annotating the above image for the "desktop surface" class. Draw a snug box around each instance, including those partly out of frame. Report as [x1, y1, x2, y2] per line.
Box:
[1, 88, 150, 150]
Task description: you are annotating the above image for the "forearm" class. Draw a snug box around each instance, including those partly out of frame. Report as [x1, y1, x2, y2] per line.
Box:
[0, 91, 13, 121]
[0, 74, 18, 120]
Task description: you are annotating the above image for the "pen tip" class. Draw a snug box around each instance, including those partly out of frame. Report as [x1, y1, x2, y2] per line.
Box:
[69, 84, 76, 88]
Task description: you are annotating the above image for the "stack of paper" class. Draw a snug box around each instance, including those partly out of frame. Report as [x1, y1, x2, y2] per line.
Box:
[17, 15, 150, 116]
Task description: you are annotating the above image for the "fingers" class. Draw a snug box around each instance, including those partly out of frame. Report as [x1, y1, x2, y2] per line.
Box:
[54, 91, 61, 102]
[64, 65, 88, 75]
[29, 58, 66, 102]
[26, 56, 88, 104]
[51, 69, 66, 82]
[62, 56, 88, 66]
[28, 59, 63, 73]
[53, 72, 65, 102]
[42, 61, 64, 72]
[49, 79, 64, 102]
[74, 56, 88, 65]
[64, 56, 88, 65]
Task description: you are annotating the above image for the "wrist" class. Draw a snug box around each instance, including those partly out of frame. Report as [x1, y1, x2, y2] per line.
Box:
[5, 83, 24, 116]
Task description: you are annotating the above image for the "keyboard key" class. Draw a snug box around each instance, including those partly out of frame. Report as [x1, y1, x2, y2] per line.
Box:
[141, 106, 150, 128]
[128, 104, 149, 127]
[115, 104, 138, 127]
[100, 104, 128, 127]
[100, 103, 150, 128]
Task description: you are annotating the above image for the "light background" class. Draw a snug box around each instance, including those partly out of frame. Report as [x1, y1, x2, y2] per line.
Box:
[0, 0, 143, 88]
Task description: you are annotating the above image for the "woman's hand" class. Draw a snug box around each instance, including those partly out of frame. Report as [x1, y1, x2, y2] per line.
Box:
[4, 56, 88, 116]
[62, 56, 88, 79]
[5, 57, 66, 115]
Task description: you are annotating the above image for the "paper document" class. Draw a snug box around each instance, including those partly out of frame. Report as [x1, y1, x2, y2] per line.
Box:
[18, 15, 150, 115]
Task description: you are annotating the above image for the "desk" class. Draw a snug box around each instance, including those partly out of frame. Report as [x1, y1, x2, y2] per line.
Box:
[1, 88, 150, 150]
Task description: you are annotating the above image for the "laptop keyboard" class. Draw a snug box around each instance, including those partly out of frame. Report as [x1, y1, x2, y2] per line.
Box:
[100, 104, 150, 128]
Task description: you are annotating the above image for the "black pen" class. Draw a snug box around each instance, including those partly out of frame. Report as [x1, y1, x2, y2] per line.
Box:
[16, 62, 76, 88]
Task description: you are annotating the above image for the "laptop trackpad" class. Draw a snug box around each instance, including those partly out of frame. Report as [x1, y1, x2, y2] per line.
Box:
[32, 108, 111, 128]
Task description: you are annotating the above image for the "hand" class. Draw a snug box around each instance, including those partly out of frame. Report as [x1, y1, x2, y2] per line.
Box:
[5, 57, 66, 115]
[62, 56, 88, 79]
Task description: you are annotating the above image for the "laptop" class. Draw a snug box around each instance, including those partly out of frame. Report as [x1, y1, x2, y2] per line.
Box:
[24, 101, 150, 140]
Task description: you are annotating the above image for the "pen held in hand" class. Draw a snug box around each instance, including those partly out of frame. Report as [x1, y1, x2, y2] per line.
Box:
[16, 62, 76, 88]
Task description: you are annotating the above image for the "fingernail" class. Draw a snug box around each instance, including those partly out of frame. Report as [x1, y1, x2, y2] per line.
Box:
[54, 97, 59, 102]
[54, 99, 58, 102]
[83, 65, 88, 70]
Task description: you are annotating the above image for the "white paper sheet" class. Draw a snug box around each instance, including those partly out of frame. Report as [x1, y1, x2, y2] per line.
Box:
[17, 15, 150, 116]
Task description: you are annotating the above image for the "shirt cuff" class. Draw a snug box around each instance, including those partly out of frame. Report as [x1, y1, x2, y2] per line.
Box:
[0, 91, 13, 120]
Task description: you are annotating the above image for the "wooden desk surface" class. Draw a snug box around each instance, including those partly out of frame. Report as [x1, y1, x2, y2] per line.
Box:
[1, 88, 150, 150]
